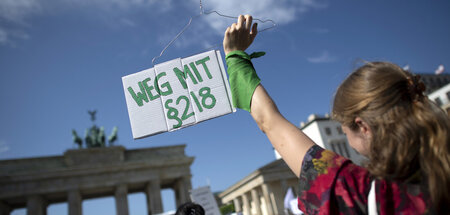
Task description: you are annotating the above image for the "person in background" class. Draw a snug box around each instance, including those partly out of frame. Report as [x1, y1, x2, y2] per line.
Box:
[223, 14, 450, 214]
[175, 202, 205, 215]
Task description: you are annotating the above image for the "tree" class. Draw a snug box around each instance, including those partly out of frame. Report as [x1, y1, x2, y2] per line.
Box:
[219, 203, 235, 215]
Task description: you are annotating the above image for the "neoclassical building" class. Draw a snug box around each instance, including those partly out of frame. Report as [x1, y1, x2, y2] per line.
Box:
[218, 159, 298, 215]
[0, 144, 194, 215]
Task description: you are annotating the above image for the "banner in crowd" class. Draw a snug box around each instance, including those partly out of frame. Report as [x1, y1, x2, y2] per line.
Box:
[190, 186, 221, 215]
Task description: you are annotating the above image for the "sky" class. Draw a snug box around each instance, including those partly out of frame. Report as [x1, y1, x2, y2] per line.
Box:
[1, 0, 450, 214]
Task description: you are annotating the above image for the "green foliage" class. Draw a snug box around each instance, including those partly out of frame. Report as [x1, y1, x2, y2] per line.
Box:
[220, 203, 235, 215]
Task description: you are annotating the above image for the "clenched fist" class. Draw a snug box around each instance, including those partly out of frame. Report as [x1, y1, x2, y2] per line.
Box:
[223, 15, 258, 55]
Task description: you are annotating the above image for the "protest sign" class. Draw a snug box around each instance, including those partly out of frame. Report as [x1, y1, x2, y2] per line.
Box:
[190, 186, 221, 215]
[122, 50, 235, 139]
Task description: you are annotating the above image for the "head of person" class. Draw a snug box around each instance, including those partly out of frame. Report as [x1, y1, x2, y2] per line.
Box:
[332, 61, 450, 212]
[175, 202, 205, 215]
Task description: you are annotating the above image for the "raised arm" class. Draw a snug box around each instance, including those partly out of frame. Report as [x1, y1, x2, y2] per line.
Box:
[224, 15, 315, 177]
[250, 85, 314, 176]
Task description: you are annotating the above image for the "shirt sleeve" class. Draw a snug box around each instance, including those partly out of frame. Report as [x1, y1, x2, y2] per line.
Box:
[297, 145, 373, 214]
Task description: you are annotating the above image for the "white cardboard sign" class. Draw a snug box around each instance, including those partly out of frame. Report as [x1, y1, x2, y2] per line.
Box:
[190, 186, 221, 215]
[122, 50, 235, 139]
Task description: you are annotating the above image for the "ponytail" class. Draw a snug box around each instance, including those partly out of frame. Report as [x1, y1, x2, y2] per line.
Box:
[415, 101, 450, 213]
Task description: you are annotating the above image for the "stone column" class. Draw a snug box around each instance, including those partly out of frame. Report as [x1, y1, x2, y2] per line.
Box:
[261, 184, 274, 215]
[272, 180, 287, 215]
[183, 176, 192, 193]
[0, 201, 11, 215]
[145, 180, 163, 214]
[115, 184, 129, 215]
[68, 190, 82, 215]
[280, 179, 288, 194]
[174, 180, 184, 207]
[26, 195, 47, 215]
[233, 198, 241, 213]
[251, 189, 262, 215]
[175, 176, 191, 207]
[241, 193, 250, 215]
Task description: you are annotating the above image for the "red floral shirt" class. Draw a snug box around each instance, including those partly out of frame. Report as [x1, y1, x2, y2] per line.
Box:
[297, 145, 433, 214]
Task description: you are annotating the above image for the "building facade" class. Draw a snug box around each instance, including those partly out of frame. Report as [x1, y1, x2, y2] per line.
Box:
[417, 73, 450, 95]
[427, 83, 450, 115]
[0, 145, 194, 215]
[298, 114, 366, 165]
[273, 114, 365, 165]
[218, 159, 298, 215]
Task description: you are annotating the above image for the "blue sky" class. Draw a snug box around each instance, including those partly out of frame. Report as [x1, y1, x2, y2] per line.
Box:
[1, 0, 449, 214]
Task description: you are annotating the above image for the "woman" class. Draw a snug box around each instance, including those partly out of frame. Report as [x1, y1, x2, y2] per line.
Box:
[223, 15, 450, 214]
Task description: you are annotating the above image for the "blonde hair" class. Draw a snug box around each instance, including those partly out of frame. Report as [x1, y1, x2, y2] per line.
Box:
[332, 62, 450, 212]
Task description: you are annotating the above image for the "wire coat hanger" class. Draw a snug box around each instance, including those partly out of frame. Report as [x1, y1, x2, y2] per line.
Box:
[151, 0, 276, 65]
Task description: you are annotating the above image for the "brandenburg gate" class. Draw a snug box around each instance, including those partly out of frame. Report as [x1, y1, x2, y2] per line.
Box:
[0, 144, 194, 215]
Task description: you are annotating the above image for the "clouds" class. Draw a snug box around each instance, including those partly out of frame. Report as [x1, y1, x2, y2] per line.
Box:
[307, 50, 337, 63]
[0, 28, 7, 44]
[310, 27, 330, 34]
[150, 0, 328, 52]
[0, 0, 173, 45]
[118, 18, 137, 27]
[0, 0, 38, 45]
[0, 0, 328, 50]
[0, 27, 30, 46]
[61, 0, 173, 13]
[0, 0, 171, 24]
[0, 140, 9, 154]
[193, 0, 327, 34]
[0, 0, 41, 24]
